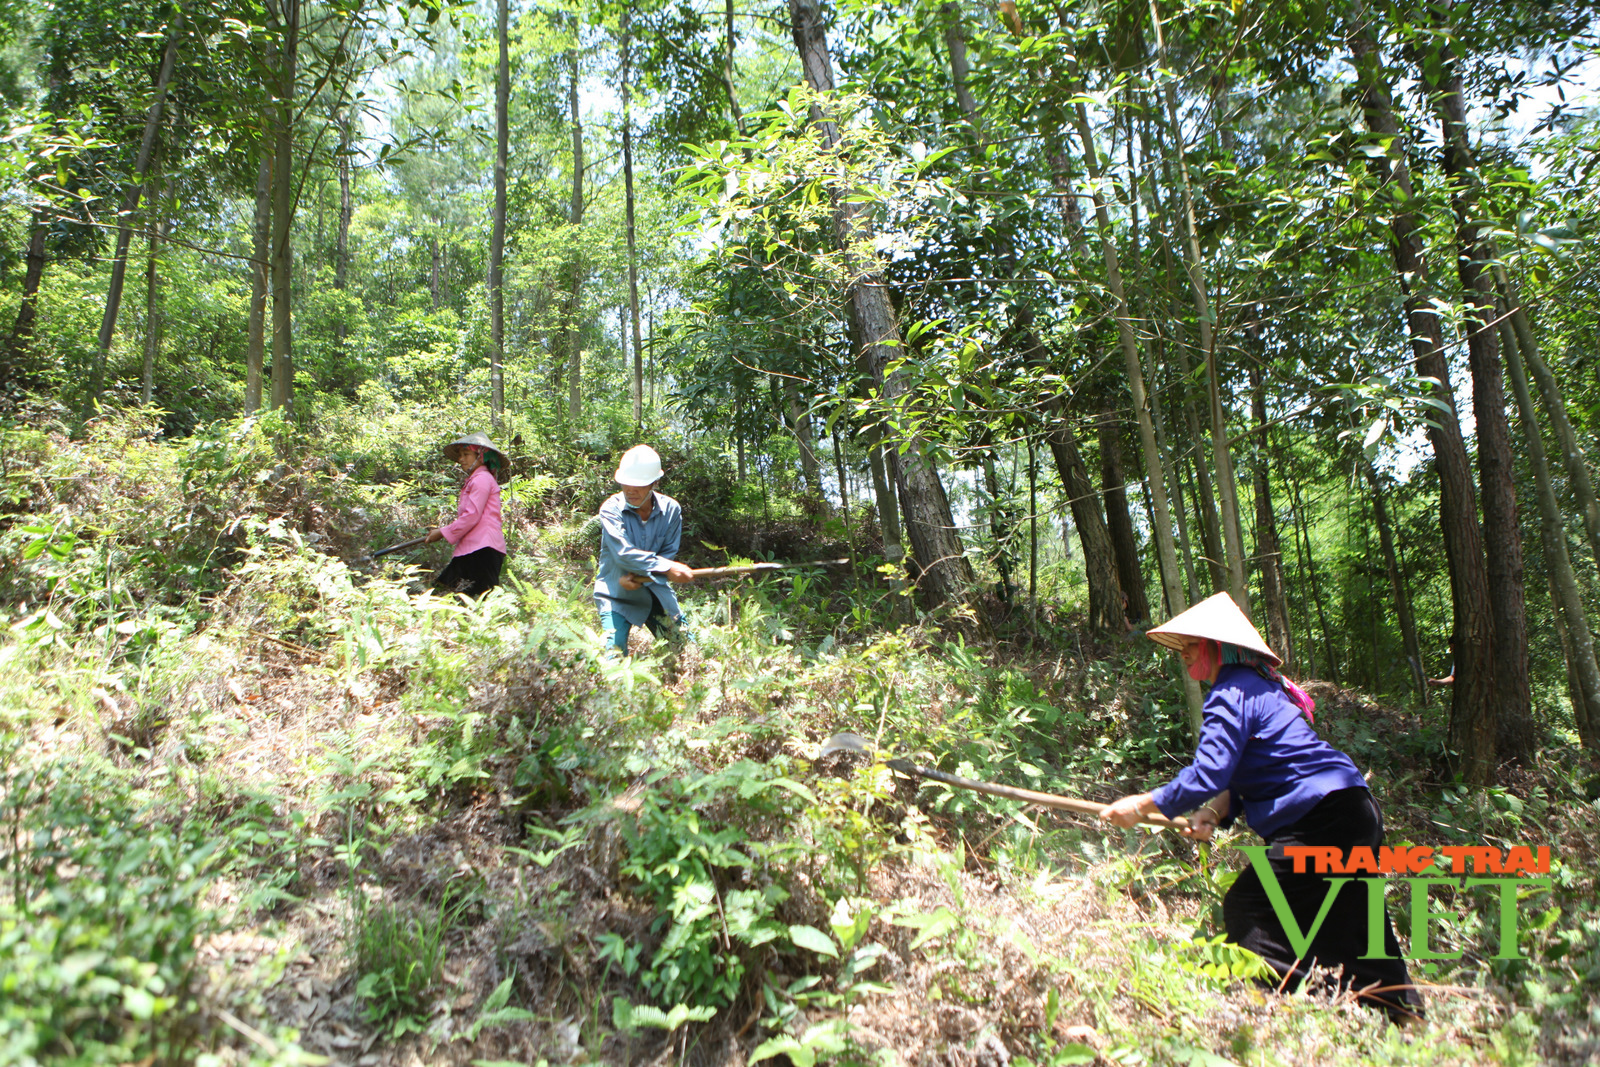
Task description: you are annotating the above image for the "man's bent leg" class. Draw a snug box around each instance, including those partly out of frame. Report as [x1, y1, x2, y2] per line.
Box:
[601, 612, 632, 654]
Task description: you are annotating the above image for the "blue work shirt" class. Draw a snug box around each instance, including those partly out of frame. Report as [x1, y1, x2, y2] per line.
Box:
[1150, 665, 1367, 838]
[593, 490, 684, 625]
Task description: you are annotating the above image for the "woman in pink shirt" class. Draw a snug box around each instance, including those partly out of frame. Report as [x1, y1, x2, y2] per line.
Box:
[424, 432, 507, 597]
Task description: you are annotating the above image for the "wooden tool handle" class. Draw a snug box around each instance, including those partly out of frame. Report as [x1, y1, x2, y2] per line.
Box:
[687, 558, 851, 579]
[369, 536, 429, 560]
[885, 759, 1189, 830]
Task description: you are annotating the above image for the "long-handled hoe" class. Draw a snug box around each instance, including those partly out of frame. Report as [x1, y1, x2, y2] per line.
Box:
[819, 732, 1190, 831]
[355, 535, 430, 565]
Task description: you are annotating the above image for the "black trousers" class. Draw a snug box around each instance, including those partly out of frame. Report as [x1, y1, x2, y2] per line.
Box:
[433, 547, 504, 598]
[1224, 787, 1425, 1020]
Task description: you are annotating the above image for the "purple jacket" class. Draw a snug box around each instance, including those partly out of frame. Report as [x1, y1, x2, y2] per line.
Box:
[1150, 665, 1366, 838]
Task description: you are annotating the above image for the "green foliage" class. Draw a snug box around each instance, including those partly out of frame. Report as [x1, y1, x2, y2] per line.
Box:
[352, 884, 469, 1039]
[755, 897, 892, 1066]
[612, 761, 812, 1010]
[0, 753, 225, 1066]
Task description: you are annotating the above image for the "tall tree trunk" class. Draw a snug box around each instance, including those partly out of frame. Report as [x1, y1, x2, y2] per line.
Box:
[784, 380, 820, 494]
[245, 149, 271, 413]
[1141, 110, 1227, 595]
[1148, 338, 1199, 602]
[1427, 41, 1534, 764]
[1495, 265, 1600, 575]
[140, 175, 169, 406]
[488, 0, 508, 430]
[334, 107, 352, 346]
[89, 13, 182, 409]
[429, 234, 442, 309]
[1287, 461, 1340, 684]
[1046, 424, 1124, 632]
[979, 444, 1013, 599]
[1249, 365, 1294, 668]
[622, 9, 644, 431]
[1098, 414, 1149, 623]
[563, 46, 584, 424]
[1066, 97, 1202, 728]
[790, 0, 973, 608]
[1348, 11, 1495, 782]
[1501, 300, 1600, 749]
[942, 1, 982, 140]
[268, 0, 299, 414]
[1134, 110, 1211, 599]
[734, 392, 746, 481]
[1358, 452, 1425, 700]
[721, 0, 746, 135]
[3, 213, 50, 382]
[834, 425, 852, 527]
[1148, 13, 1248, 609]
[866, 434, 902, 562]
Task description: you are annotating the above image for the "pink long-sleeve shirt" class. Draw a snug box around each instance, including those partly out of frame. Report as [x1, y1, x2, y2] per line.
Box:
[440, 466, 506, 556]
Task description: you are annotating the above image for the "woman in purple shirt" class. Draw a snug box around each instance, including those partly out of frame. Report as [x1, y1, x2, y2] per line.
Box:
[1101, 593, 1423, 1023]
[424, 432, 507, 597]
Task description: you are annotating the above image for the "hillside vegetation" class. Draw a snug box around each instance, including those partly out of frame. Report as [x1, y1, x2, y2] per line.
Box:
[2, 407, 1597, 1067]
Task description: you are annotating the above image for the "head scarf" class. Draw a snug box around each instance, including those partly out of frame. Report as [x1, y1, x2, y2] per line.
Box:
[1215, 640, 1316, 723]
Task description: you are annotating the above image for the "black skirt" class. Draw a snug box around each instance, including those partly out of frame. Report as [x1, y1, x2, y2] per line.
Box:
[1224, 787, 1425, 1021]
[433, 547, 505, 598]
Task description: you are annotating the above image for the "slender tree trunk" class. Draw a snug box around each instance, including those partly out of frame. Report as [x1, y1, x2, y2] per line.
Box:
[622, 10, 644, 432]
[429, 235, 442, 309]
[1066, 98, 1202, 728]
[834, 425, 851, 526]
[563, 47, 584, 423]
[334, 107, 352, 346]
[1546, 568, 1586, 733]
[1098, 415, 1149, 623]
[4, 213, 50, 382]
[1249, 366, 1294, 668]
[979, 445, 1013, 599]
[245, 149, 271, 413]
[268, 0, 299, 414]
[721, 0, 746, 135]
[784, 380, 820, 494]
[1495, 265, 1600, 574]
[89, 13, 182, 409]
[140, 175, 169, 406]
[791, 0, 973, 608]
[1148, 11, 1248, 609]
[1148, 337, 1199, 602]
[488, 0, 508, 430]
[1141, 111, 1226, 596]
[866, 434, 902, 561]
[1428, 43, 1533, 763]
[942, 1, 982, 140]
[1288, 462, 1340, 684]
[1502, 299, 1600, 749]
[1046, 425, 1124, 632]
[1348, 11, 1495, 781]
[1358, 452, 1425, 700]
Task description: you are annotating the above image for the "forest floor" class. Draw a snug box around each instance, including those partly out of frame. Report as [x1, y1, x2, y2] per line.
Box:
[3, 416, 1599, 1067]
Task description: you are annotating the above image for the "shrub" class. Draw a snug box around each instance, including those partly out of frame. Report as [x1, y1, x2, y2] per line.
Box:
[0, 752, 225, 1066]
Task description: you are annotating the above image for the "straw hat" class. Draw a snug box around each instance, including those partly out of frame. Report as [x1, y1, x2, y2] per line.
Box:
[1146, 591, 1281, 665]
[443, 432, 506, 464]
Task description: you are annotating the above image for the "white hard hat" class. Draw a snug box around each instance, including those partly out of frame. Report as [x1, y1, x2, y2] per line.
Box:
[1146, 591, 1281, 665]
[614, 445, 664, 486]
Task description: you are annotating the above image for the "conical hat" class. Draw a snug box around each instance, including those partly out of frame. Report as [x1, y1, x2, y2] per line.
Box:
[1146, 591, 1280, 665]
[443, 432, 505, 463]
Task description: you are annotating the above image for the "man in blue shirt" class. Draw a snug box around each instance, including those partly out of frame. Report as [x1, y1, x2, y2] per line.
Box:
[594, 445, 696, 654]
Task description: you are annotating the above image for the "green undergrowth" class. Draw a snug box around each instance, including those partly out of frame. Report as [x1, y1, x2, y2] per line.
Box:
[1, 412, 1598, 1066]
